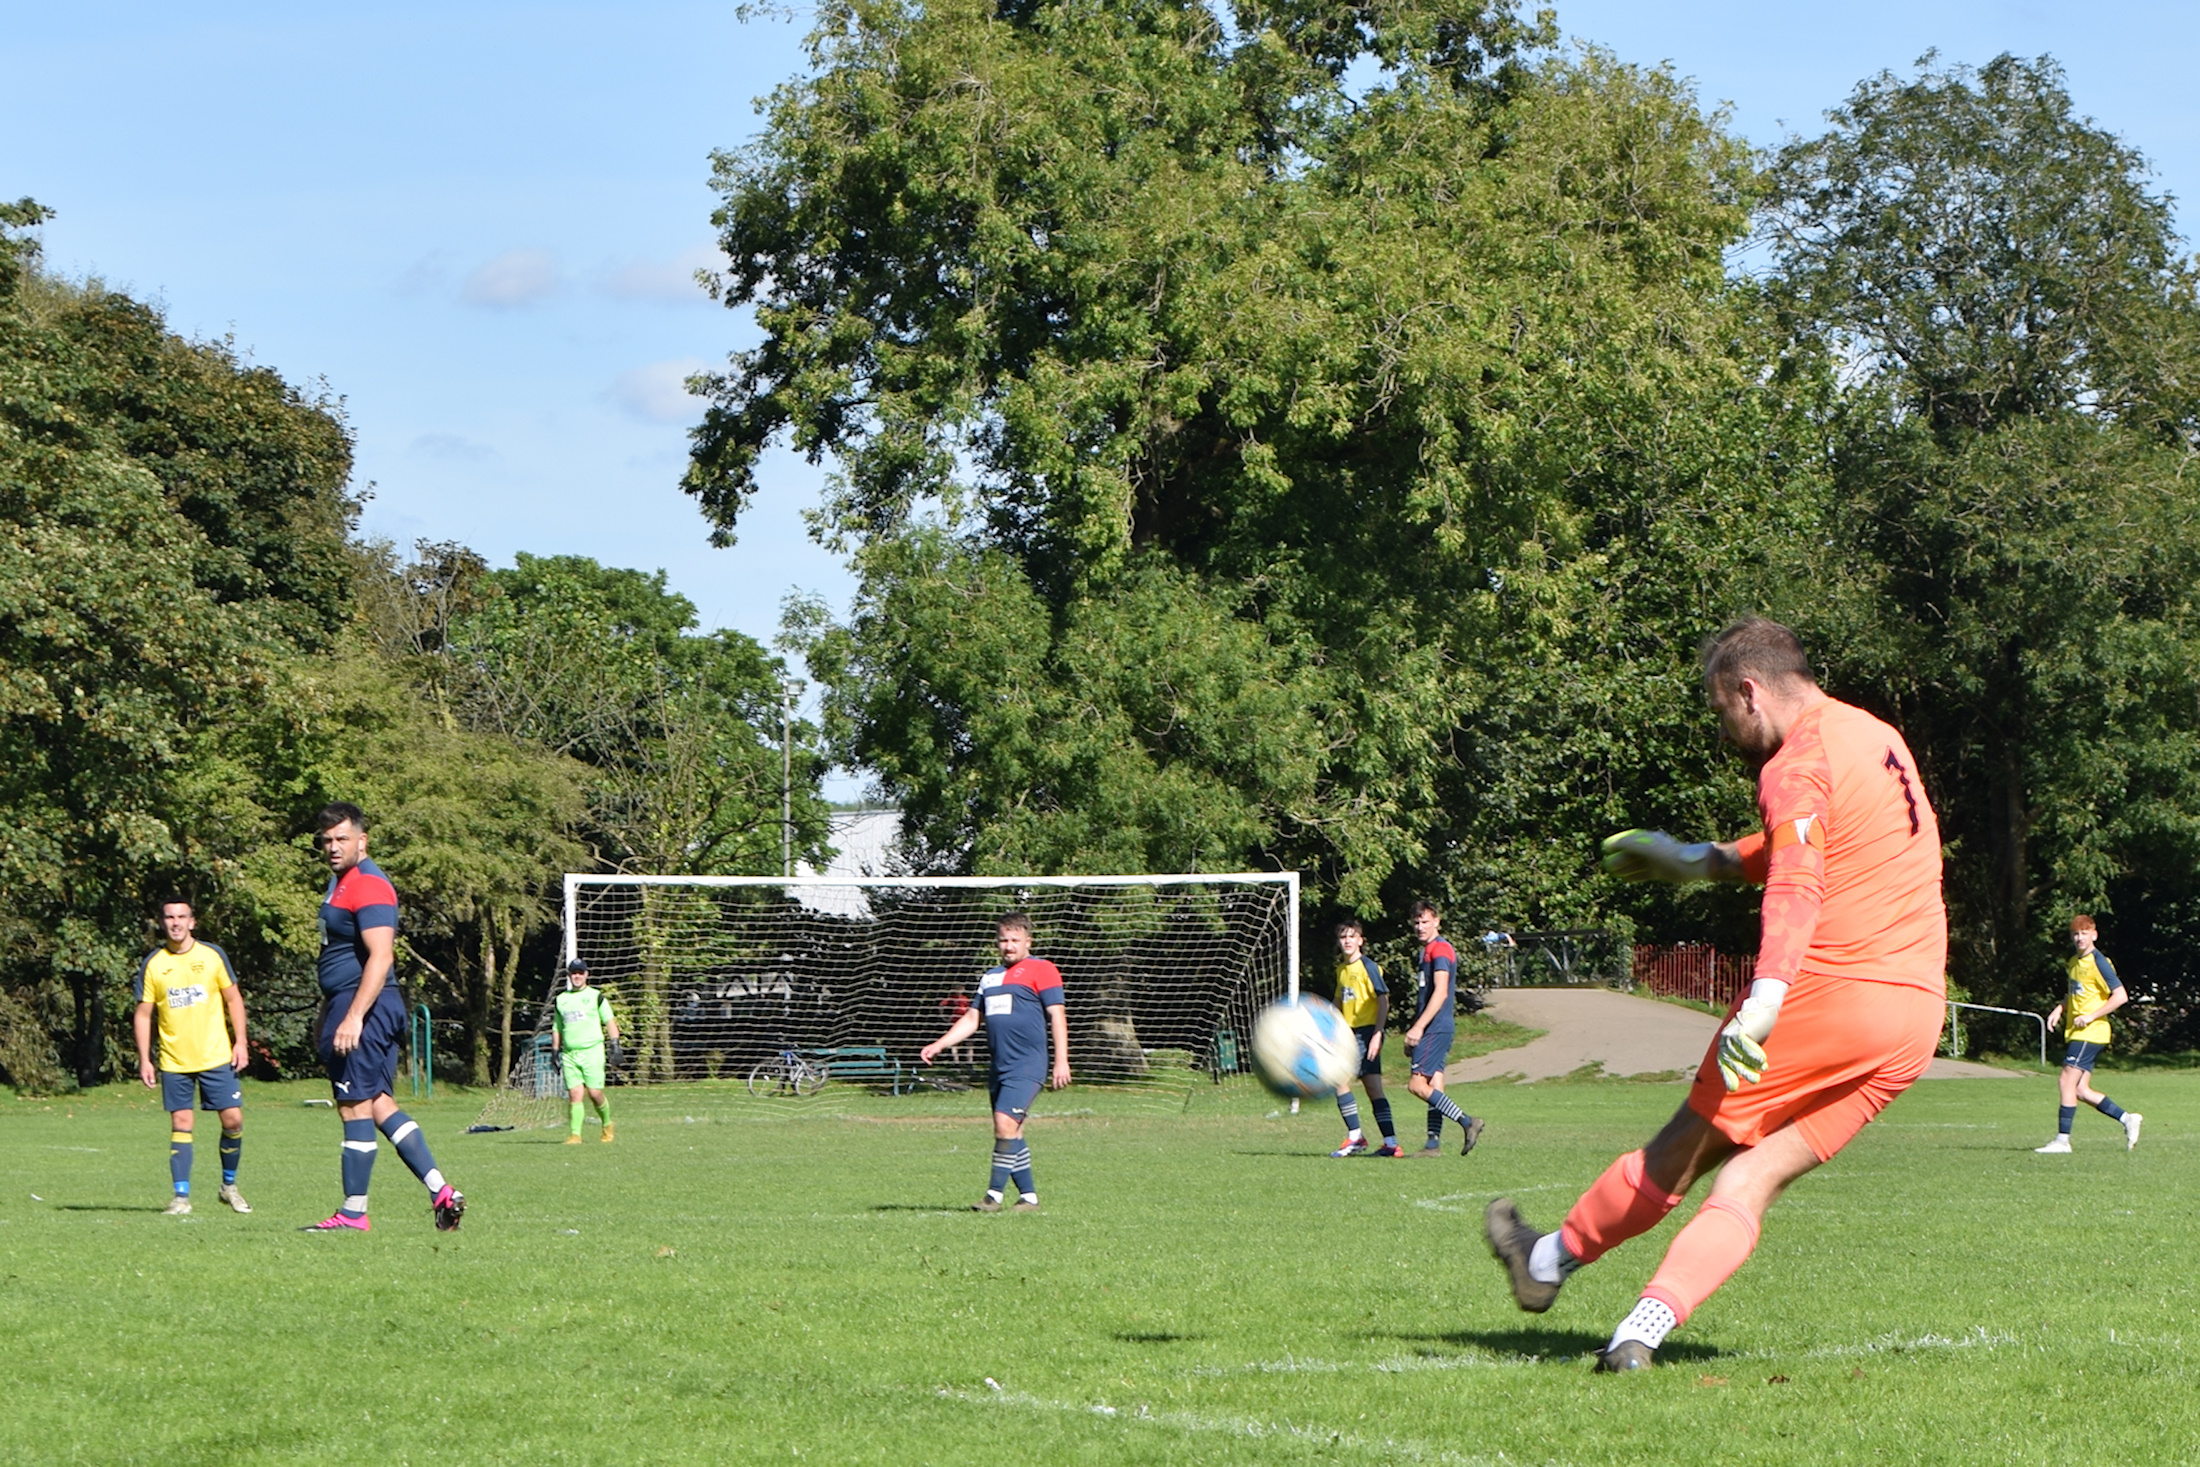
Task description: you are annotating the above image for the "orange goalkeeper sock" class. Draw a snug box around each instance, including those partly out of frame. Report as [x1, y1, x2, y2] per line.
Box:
[1559, 1149, 1684, 1265]
[1641, 1196, 1761, 1324]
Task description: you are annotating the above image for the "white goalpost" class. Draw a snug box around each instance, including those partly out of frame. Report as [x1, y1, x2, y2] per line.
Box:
[469, 872, 1299, 1124]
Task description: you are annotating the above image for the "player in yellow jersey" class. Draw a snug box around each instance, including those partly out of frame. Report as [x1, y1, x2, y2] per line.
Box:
[132, 897, 252, 1216]
[1328, 919, 1399, 1157]
[2035, 915, 2141, 1153]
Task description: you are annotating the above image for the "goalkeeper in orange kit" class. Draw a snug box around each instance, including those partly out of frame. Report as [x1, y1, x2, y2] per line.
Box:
[1484, 619, 1947, 1371]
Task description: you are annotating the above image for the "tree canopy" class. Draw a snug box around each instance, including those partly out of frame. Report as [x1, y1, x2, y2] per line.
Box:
[1765, 55, 2200, 1022]
[0, 205, 828, 1089]
[696, 12, 2200, 1038]
[13, 18, 2200, 1087]
[700, 0, 1776, 925]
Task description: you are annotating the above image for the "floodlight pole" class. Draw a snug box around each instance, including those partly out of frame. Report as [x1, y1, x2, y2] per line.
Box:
[781, 681, 793, 878]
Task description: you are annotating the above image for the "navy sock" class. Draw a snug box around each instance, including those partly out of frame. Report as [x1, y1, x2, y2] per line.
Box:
[379, 1110, 447, 1194]
[1429, 1090, 1468, 1125]
[2094, 1096, 2126, 1122]
[1371, 1096, 1396, 1144]
[1427, 1103, 1445, 1142]
[988, 1143, 1013, 1197]
[2057, 1105, 2077, 1136]
[170, 1132, 192, 1196]
[219, 1129, 241, 1186]
[341, 1119, 377, 1211]
[1336, 1093, 1363, 1136]
[1005, 1140, 1035, 1198]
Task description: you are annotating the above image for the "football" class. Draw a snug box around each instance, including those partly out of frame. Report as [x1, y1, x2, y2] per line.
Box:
[1249, 995, 1360, 1097]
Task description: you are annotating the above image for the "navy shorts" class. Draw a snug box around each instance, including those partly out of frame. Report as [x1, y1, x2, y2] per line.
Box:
[1352, 1026, 1384, 1080]
[1412, 1022, 1454, 1077]
[2062, 1039, 2107, 1072]
[989, 1072, 1043, 1122]
[319, 987, 408, 1103]
[161, 1064, 243, 1113]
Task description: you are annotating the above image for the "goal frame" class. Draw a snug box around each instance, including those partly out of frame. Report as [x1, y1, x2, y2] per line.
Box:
[562, 871, 1301, 999]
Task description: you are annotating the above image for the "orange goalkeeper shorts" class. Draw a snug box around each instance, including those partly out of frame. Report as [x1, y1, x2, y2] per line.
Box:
[1687, 972, 1943, 1163]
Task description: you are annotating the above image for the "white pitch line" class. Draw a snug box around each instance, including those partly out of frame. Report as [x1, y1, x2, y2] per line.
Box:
[1412, 1181, 1573, 1214]
[938, 1386, 1517, 1465]
[1793, 1327, 2017, 1360]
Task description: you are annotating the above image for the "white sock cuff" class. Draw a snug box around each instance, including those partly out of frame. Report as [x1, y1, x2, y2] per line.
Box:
[386, 1120, 419, 1144]
[1610, 1297, 1678, 1351]
[1528, 1230, 1576, 1286]
[343, 1194, 370, 1212]
[341, 1140, 378, 1153]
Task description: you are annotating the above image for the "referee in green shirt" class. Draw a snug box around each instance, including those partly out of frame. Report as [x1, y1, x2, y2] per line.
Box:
[553, 960, 621, 1144]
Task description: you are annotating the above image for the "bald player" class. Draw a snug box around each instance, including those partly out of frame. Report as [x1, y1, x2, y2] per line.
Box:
[1484, 618, 1946, 1371]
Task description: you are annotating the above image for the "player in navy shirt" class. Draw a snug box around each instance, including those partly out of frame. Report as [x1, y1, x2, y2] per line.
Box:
[920, 911, 1070, 1211]
[302, 803, 464, 1234]
[1402, 899, 1483, 1157]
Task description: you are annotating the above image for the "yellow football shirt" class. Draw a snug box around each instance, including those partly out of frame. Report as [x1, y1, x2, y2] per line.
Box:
[2064, 949, 2121, 1045]
[136, 942, 239, 1073]
[1334, 955, 1386, 1028]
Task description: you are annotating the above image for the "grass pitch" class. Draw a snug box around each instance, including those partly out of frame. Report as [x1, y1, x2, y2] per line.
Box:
[5, 1060, 2198, 1464]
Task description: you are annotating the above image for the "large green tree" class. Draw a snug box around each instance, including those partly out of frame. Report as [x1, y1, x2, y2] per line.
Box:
[693, 0, 1781, 932]
[0, 201, 356, 1086]
[1764, 55, 2200, 1018]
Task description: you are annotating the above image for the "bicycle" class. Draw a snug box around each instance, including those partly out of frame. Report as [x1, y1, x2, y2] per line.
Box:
[747, 1048, 827, 1098]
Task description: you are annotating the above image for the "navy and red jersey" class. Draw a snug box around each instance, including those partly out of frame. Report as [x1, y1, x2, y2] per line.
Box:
[977, 957, 1064, 1078]
[319, 857, 399, 995]
[1416, 938, 1459, 1027]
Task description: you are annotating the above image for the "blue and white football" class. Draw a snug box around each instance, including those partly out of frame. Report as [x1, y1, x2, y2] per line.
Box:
[1250, 995, 1360, 1097]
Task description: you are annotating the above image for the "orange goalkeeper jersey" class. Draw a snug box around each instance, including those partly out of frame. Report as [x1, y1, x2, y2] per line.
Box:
[1734, 698, 1946, 994]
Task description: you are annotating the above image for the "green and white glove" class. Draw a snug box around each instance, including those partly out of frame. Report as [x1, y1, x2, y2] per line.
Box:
[1716, 979, 1788, 1092]
[1601, 829, 1717, 883]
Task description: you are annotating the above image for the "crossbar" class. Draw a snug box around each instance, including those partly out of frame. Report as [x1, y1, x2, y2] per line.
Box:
[565, 872, 1293, 891]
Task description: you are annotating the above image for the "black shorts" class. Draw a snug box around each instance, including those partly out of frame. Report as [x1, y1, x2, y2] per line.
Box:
[1351, 1026, 1383, 1080]
[319, 986, 408, 1103]
[2061, 1039, 2107, 1072]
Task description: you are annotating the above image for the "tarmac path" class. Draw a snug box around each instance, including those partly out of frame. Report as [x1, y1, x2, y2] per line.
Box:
[1451, 987, 2023, 1083]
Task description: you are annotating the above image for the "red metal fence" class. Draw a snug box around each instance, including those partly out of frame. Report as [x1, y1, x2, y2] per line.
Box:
[1632, 944, 1753, 1008]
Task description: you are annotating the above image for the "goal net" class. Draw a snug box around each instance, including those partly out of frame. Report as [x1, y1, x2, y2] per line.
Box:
[473, 873, 1298, 1119]
[464, 996, 573, 1132]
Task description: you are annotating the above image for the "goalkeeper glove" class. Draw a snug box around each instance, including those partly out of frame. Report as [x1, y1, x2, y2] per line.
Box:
[1716, 979, 1788, 1092]
[1601, 829, 1717, 883]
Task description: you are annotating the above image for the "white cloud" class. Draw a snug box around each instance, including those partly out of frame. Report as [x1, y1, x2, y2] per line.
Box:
[462, 248, 562, 307]
[612, 357, 710, 423]
[407, 432, 499, 461]
[601, 244, 721, 303]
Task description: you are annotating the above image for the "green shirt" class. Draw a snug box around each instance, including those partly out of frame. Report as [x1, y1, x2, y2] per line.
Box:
[555, 987, 615, 1050]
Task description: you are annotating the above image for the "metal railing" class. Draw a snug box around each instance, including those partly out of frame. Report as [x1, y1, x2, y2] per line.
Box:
[1944, 1001, 2047, 1069]
[1633, 944, 1754, 1007]
[409, 1002, 434, 1098]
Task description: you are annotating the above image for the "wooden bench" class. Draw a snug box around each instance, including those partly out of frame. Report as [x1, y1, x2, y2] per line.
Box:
[802, 1046, 910, 1096]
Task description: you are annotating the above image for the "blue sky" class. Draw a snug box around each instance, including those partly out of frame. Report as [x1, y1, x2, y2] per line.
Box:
[6, 0, 2196, 664]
